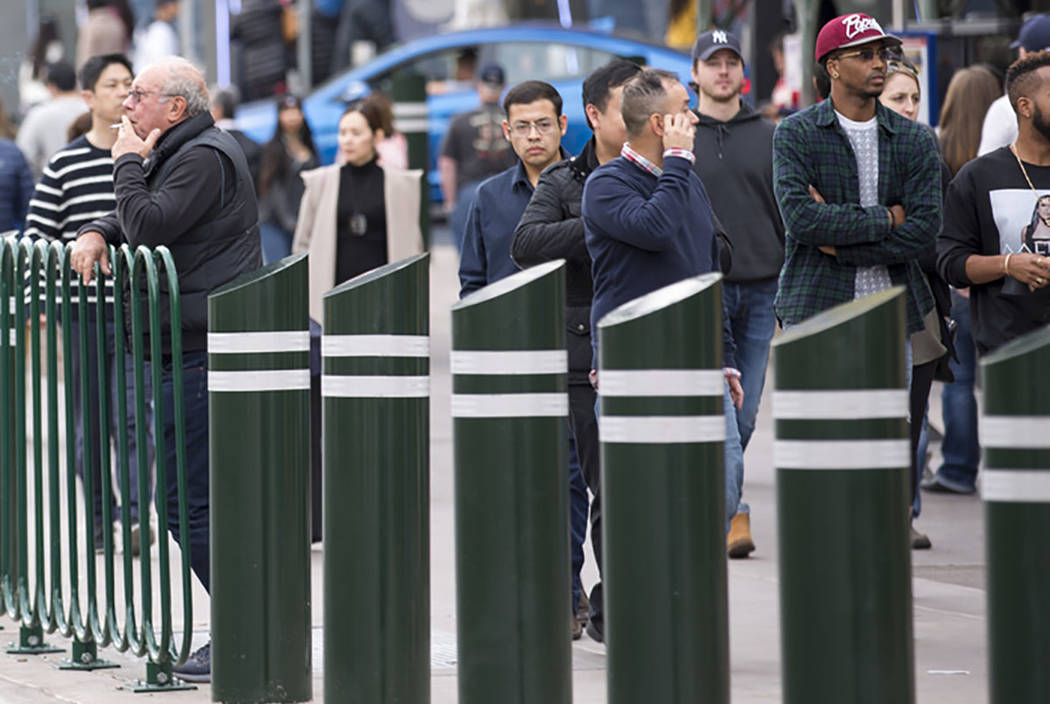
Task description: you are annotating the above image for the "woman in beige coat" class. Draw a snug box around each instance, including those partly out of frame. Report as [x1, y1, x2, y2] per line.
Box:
[292, 101, 424, 321]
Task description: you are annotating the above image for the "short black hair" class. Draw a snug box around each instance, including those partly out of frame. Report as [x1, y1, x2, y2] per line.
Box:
[502, 80, 562, 117]
[1007, 50, 1050, 115]
[211, 87, 239, 119]
[46, 60, 77, 92]
[582, 59, 643, 129]
[78, 53, 133, 92]
[813, 61, 830, 101]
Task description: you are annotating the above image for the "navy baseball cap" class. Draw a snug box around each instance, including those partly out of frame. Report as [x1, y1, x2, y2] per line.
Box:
[1012, 14, 1050, 51]
[692, 29, 743, 63]
[477, 63, 505, 86]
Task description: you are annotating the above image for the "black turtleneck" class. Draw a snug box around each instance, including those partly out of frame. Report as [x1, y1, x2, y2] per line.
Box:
[335, 156, 387, 283]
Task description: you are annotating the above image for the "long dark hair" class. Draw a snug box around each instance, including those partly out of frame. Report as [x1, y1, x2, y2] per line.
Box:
[258, 95, 317, 195]
[1024, 195, 1050, 242]
[30, 17, 60, 80]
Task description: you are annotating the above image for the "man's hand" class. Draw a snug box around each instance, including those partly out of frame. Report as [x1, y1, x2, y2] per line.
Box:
[728, 376, 743, 410]
[70, 231, 110, 285]
[1007, 253, 1050, 289]
[819, 245, 837, 256]
[112, 115, 161, 160]
[661, 113, 695, 152]
[889, 204, 906, 227]
[808, 185, 825, 203]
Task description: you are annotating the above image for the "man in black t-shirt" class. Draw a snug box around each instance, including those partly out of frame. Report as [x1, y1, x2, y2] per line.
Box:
[439, 63, 516, 251]
[938, 51, 1050, 355]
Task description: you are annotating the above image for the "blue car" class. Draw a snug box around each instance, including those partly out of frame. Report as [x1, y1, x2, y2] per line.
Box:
[236, 24, 693, 202]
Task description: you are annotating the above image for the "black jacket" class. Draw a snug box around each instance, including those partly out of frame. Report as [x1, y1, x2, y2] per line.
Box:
[81, 112, 262, 354]
[692, 102, 784, 283]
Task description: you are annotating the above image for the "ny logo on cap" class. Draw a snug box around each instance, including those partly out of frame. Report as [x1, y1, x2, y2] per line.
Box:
[712, 30, 728, 44]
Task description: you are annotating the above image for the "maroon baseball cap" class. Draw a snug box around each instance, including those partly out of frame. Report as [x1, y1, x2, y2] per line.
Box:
[815, 13, 902, 63]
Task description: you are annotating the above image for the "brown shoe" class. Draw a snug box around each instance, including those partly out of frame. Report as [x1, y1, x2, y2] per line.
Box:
[577, 591, 590, 627]
[727, 513, 755, 558]
[571, 612, 582, 640]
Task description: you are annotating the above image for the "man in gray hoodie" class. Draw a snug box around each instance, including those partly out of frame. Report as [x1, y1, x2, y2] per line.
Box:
[690, 29, 785, 558]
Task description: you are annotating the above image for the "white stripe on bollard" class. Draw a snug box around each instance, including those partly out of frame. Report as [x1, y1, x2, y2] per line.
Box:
[599, 369, 724, 397]
[322, 375, 429, 398]
[775, 439, 911, 469]
[451, 349, 566, 375]
[208, 369, 311, 392]
[982, 469, 1050, 503]
[208, 331, 310, 354]
[392, 102, 428, 117]
[393, 118, 429, 133]
[980, 416, 1050, 448]
[322, 334, 429, 358]
[773, 389, 908, 419]
[599, 415, 726, 444]
[451, 393, 567, 418]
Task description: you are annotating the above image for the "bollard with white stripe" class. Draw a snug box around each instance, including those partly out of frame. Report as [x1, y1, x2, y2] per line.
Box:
[451, 260, 571, 704]
[597, 274, 729, 704]
[207, 253, 312, 703]
[391, 71, 429, 247]
[772, 287, 913, 704]
[979, 325, 1050, 704]
[321, 253, 430, 703]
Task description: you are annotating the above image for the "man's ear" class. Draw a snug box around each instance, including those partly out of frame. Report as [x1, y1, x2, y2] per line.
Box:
[501, 120, 512, 141]
[1018, 96, 1034, 121]
[81, 89, 96, 112]
[558, 113, 568, 136]
[650, 112, 664, 137]
[584, 103, 601, 129]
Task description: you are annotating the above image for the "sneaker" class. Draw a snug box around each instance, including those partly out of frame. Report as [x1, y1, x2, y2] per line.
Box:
[129, 523, 155, 558]
[727, 513, 756, 558]
[173, 642, 210, 683]
[910, 525, 932, 550]
[92, 523, 106, 555]
[585, 617, 604, 644]
[921, 472, 977, 495]
[576, 592, 590, 627]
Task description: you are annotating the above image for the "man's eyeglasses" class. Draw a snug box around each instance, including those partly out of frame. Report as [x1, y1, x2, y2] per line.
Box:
[127, 88, 177, 104]
[509, 119, 557, 137]
[835, 47, 900, 62]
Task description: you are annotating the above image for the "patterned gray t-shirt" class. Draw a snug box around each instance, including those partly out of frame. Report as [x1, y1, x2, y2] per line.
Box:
[836, 111, 892, 298]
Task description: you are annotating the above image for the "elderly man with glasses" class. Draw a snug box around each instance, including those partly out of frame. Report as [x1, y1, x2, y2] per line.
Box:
[772, 13, 944, 549]
[70, 56, 262, 682]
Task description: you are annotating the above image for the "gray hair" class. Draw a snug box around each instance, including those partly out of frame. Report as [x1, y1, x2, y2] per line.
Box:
[157, 58, 210, 117]
[621, 68, 679, 137]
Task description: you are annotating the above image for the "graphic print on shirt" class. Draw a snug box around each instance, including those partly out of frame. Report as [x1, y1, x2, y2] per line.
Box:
[989, 188, 1050, 256]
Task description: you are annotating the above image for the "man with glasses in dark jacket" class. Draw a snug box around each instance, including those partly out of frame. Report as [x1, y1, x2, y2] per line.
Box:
[71, 57, 262, 683]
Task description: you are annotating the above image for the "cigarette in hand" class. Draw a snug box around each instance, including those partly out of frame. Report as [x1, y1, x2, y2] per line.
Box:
[109, 123, 122, 129]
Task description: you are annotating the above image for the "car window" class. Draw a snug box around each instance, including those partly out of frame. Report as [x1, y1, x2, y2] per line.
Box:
[485, 42, 619, 85]
[369, 47, 480, 96]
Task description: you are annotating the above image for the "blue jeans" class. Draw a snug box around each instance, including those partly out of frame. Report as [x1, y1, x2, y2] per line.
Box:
[724, 383, 745, 531]
[722, 279, 778, 515]
[67, 310, 155, 525]
[260, 220, 293, 266]
[936, 292, 979, 488]
[567, 433, 588, 611]
[160, 352, 211, 592]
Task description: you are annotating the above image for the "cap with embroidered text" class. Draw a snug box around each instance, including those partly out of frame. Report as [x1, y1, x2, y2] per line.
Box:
[815, 12, 902, 63]
[692, 29, 743, 63]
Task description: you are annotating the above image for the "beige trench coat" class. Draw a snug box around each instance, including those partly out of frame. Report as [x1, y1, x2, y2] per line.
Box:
[292, 163, 424, 322]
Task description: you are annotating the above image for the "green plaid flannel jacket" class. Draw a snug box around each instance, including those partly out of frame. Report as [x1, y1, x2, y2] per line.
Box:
[772, 99, 941, 334]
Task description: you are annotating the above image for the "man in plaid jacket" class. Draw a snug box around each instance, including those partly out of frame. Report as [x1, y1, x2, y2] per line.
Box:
[772, 13, 941, 336]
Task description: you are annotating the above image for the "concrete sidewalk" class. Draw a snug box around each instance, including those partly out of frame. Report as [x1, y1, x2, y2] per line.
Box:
[0, 242, 989, 702]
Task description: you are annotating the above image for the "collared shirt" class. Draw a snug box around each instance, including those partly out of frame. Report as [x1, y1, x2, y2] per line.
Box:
[621, 143, 696, 177]
[458, 159, 539, 297]
[772, 98, 942, 334]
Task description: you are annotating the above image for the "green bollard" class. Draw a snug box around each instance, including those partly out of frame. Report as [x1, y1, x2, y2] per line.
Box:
[596, 274, 729, 704]
[772, 287, 913, 704]
[980, 325, 1050, 704]
[322, 254, 430, 703]
[451, 260, 571, 704]
[208, 254, 312, 703]
[390, 71, 430, 248]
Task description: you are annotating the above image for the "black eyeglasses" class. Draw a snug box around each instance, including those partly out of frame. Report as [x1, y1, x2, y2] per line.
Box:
[835, 47, 899, 63]
[127, 88, 177, 104]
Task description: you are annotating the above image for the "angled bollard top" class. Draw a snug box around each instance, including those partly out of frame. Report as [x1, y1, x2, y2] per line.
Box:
[323, 252, 429, 333]
[979, 324, 1050, 704]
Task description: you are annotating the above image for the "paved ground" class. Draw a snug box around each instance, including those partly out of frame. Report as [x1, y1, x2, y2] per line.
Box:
[0, 240, 990, 702]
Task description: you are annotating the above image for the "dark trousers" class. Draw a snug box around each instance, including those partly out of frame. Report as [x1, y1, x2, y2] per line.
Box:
[909, 359, 938, 519]
[569, 381, 602, 621]
[160, 351, 211, 592]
